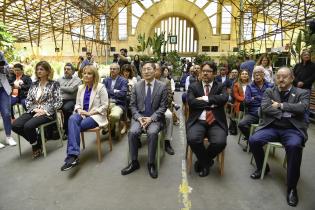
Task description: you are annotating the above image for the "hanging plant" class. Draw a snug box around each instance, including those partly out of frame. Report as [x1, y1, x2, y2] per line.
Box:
[0, 22, 16, 62]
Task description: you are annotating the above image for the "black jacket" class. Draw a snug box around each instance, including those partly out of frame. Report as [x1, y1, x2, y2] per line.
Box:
[293, 61, 315, 89]
[186, 80, 229, 134]
[8, 74, 32, 99]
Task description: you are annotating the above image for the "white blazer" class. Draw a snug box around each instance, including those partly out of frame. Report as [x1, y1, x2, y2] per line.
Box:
[74, 83, 109, 127]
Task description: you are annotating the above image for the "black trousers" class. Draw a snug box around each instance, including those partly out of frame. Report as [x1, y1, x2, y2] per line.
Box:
[187, 121, 227, 168]
[238, 114, 259, 139]
[60, 99, 76, 135]
[12, 113, 53, 144]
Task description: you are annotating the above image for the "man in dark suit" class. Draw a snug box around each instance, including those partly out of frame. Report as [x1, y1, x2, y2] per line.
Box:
[249, 67, 309, 207]
[215, 65, 232, 90]
[103, 63, 128, 129]
[186, 61, 228, 177]
[121, 62, 167, 179]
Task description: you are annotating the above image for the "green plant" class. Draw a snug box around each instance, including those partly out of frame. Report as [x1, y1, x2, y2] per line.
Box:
[136, 33, 151, 54]
[151, 32, 166, 58]
[0, 22, 16, 63]
[291, 30, 303, 63]
[194, 54, 212, 65]
[139, 55, 159, 63]
[301, 27, 315, 53]
[219, 54, 239, 70]
[164, 51, 181, 76]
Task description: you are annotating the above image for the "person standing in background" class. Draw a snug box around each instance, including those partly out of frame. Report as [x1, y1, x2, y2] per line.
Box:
[0, 52, 17, 148]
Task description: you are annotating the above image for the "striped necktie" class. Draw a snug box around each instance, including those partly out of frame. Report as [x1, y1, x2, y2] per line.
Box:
[205, 84, 215, 125]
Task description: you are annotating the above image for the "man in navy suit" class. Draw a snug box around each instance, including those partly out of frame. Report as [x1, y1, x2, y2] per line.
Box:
[249, 67, 309, 207]
[103, 63, 128, 130]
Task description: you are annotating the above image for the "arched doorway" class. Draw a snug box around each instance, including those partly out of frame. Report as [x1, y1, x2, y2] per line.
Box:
[152, 16, 199, 53]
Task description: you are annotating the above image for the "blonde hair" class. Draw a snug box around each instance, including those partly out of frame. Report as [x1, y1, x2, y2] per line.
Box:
[82, 65, 99, 89]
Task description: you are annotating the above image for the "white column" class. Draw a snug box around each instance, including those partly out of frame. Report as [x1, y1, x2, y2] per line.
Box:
[183, 20, 186, 52]
[187, 27, 190, 52]
[190, 27, 194, 53]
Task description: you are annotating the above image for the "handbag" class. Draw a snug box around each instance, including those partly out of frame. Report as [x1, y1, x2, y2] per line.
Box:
[228, 118, 238, 135]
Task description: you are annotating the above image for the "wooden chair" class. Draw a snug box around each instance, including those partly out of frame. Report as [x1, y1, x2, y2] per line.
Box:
[17, 112, 63, 157]
[186, 138, 225, 176]
[80, 108, 113, 162]
[80, 126, 112, 162]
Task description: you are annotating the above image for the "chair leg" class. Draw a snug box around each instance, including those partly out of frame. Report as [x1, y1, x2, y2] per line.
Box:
[261, 144, 271, 179]
[17, 105, 21, 117]
[81, 132, 85, 149]
[96, 131, 102, 162]
[17, 135, 21, 157]
[218, 151, 224, 176]
[186, 145, 192, 174]
[108, 125, 112, 151]
[56, 120, 63, 147]
[283, 154, 287, 169]
[238, 133, 242, 145]
[161, 131, 165, 157]
[157, 134, 160, 172]
[272, 147, 276, 156]
[40, 126, 47, 157]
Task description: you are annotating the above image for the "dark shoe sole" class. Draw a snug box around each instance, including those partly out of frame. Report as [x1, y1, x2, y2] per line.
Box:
[61, 160, 79, 171]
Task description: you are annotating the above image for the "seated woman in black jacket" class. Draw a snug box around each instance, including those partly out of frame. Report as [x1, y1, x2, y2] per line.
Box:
[9, 63, 32, 119]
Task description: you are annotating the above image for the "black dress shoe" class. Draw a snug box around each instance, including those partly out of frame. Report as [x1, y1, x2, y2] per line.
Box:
[287, 188, 298, 207]
[147, 163, 158, 179]
[165, 141, 175, 155]
[198, 167, 209, 177]
[250, 165, 270, 179]
[121, 160, 140, 175]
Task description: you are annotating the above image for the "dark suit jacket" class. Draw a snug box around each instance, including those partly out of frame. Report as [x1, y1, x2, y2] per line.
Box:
[103, 76, 128, 109]
[130, 79, 167, 122]
[215, 75, 232, 88]
[186, 80, 229, 134]
[258, 86, 309, 142]
[8, 74, 32, 99]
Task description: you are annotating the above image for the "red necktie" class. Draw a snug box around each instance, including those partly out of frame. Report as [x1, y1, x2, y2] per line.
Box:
[205, 84, 215, 125]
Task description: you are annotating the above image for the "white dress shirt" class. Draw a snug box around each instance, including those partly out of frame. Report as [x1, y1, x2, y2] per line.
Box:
[198, 81, 213, 120]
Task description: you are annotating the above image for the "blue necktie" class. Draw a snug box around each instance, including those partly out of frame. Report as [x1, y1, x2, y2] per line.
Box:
[144, 83, 152, 117]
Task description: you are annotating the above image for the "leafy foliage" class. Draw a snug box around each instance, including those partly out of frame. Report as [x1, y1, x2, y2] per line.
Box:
[139, 55, 159, 63]
[194, 54, 212, 65]
[164, 51, 181, 76]
[151, 32, 166, 58]
[136, 33, 151, 53]
[137, 32, 166, 59]
[0, 22, 16, 63]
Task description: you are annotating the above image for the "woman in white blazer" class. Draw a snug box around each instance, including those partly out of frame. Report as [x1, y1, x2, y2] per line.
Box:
[61, 65, 108, 171]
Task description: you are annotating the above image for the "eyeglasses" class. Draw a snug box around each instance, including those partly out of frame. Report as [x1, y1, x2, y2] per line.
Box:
[202, 69, 213, 73]
[142, 67, 153, 72]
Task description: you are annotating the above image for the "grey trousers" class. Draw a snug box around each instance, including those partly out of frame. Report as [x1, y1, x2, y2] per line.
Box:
[128, 119, 162, 164]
